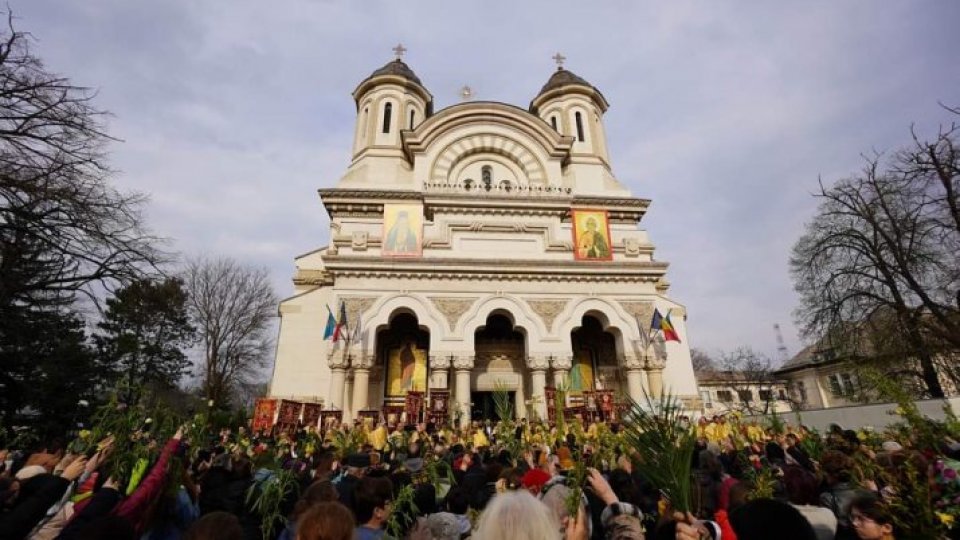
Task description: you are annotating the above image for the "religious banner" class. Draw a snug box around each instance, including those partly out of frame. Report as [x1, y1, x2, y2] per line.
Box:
[569, 348, 596, 396]
[572, 209, 613, 261]
[357, 410, 380, 424]
[597, 389, 615, 421]
[277, 400, 302, 426]
[383, 405, 404, 428]
[582, 390, 598, 412]
[322, 410, 342, 430]
[564, 405, 586, 422]
[252, 398, 277, 434]
[386, 340, 428, 397]
[545, 387, 557, 423]
[382, 203, 423, 258]
[404, 390, 425, 424]
[301, 403, 322, 429]
[428, 390, 449, 425]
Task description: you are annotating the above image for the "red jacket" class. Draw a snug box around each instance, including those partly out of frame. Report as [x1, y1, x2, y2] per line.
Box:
[112, 438, 180, 534]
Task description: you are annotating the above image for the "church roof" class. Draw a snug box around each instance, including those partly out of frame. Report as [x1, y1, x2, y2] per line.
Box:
[538, 67, 593, 95]
[366, 59, 423, 86]
[530, 67, 609, 113]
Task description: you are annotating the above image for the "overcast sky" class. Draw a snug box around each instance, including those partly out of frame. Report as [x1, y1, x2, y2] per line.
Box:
[16, 1, 960, 362]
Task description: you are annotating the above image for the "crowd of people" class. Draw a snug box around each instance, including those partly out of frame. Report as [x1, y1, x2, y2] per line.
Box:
[2, 404, 960, 540]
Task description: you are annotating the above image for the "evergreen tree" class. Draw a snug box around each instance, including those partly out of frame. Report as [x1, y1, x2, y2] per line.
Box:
[94, 278, 196, 400]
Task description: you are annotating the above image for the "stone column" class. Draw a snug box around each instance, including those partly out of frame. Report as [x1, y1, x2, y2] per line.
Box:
[327, 354, 349, 412]
[428, 354, 451, 390]
[351, 353, 373, 415]
[550, 355, 573, 406]
[623, 355, 647, 403]
[646, 356, 666, 398]
[527, 355, 550, 420]
[343, 371, 354, 423]
[452, 355, 474, 428]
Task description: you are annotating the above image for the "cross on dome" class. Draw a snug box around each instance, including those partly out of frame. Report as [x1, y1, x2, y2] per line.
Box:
[392, 43, 407, 60]
[552, 52, 566, 70]
[459, 85, 474, 101]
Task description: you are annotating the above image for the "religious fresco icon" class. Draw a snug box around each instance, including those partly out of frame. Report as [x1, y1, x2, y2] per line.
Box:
[382, 203, 423, 257]
[572, 209, 613, 261]
[386, 340, 428, 397]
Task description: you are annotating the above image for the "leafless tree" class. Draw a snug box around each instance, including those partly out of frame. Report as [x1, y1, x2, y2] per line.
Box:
[183, 257, 277, 407]
[0, 14, 163, 311]
[690, 348, 716, 373]
[791, 109, 959, 398]
[717, 347, 783, 415]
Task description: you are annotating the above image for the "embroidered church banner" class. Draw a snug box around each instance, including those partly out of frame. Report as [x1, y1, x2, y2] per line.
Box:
[277, 399, 302, 426]
[382, 203, 423, 258]
[252, 398, 277, 433]
[301, 403, 322, 429]
[404, 391, 425, 424]
[386, 340, 428, 397]
[572, 209, 613, 261]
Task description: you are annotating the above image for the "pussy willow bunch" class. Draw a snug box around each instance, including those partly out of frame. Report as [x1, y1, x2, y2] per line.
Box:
[620, 391, 696, 513]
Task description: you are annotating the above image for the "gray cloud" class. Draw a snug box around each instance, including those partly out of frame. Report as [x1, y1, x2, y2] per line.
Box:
[15, 0, 960, 361]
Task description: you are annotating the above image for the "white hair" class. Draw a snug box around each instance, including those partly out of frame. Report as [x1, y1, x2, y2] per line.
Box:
[473, 491, 561, 540]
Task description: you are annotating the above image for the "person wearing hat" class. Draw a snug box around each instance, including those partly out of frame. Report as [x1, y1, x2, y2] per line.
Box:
[337, 452, 371, 514]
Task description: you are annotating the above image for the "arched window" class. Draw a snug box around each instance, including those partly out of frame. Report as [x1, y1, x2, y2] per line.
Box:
[382, 102, 392, 134]
[575, 111, 585, 142]
[550, 116, 558, 131]
[409, 110, 416, 130]
[481, 165, 492, 190]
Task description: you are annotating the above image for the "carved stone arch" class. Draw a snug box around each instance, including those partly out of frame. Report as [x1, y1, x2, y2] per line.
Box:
[430, 133, 547, 185]
[555, 297, 643, 354]
[459, 295, 546, 351]
[363, 294, 446, 350]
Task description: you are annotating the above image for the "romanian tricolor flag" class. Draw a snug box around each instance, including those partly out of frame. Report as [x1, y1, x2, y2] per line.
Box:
[661, 312, 681, 343]
[651, 308, 682, 342]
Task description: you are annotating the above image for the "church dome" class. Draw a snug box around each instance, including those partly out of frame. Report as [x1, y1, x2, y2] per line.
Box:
[530, 67, 609, 114]
[366, 59, 423, 86]
[352, 57, 432, 112]
[537, 67, 593, 95]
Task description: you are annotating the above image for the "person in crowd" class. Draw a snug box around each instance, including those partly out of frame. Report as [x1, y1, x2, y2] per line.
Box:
[473, 490, 561, 540]
[848, 494, 896, 540]
[183, 511, 244, 540]
[353, 475, 394, 540]
[294, 501, 355, 540]
[819, 450, 864, 540]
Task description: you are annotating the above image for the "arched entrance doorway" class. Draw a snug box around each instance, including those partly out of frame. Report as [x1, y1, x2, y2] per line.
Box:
[569, 315, 622, 406]
[472, 313, 526, 421]
[376, 312, 431, 407]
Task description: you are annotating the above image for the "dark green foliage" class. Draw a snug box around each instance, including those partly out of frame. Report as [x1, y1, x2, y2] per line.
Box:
[94, 277, 196, 400]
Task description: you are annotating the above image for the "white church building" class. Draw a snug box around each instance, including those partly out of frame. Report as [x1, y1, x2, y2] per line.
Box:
[268, 51, 699, 425]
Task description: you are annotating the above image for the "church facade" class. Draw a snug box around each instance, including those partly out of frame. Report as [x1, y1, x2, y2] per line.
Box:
[268, 53, 699, 425]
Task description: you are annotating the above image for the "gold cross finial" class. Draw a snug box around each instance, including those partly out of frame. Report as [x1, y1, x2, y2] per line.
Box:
[392, 43, 407, 60]
[459, 85, 474, 101]
[552, 52, 566, 70]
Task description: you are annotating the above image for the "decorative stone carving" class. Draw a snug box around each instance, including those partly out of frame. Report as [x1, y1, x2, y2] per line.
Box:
[429, 355, 452, 369]
[328, 352, 350, 370]
[452, 355, 475, 371]
[525, 299, 568, 333]
[429, 297, 477, 331]
[350, 352, 374, 369]
[550, 354, 573, 370]
[351, 231, 369, 251]
[616, 300, 655, 327]
[645, 355, 667, 371]
[623, 237, 641, 257]
[341, 296, 378, 327]
[526, 355, 550, 371]
[623, 355, 645, 370]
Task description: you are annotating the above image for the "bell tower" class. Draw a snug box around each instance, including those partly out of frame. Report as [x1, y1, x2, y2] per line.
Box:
[342, 45, 433, 188]
[530, 54, 624, 195]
